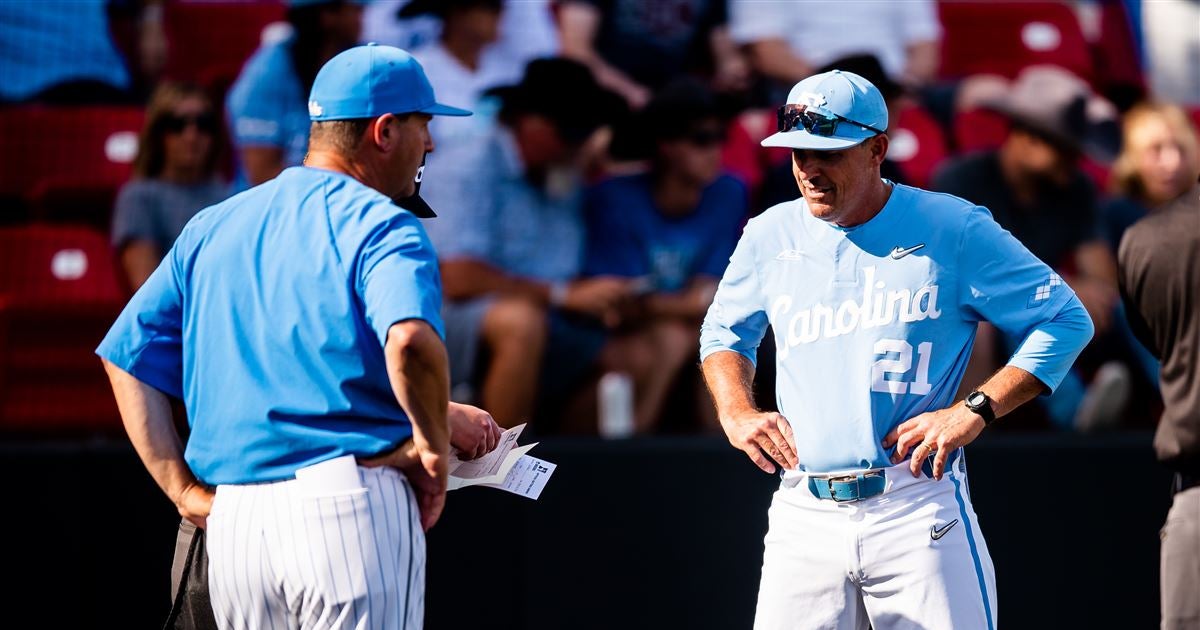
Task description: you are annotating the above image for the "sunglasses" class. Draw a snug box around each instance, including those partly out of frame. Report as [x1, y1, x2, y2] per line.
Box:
[159, 113, 218, 134]
[776, 104, 884, 137]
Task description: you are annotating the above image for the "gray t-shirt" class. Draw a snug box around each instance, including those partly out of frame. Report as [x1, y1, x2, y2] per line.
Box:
[111, 178, 228, 253]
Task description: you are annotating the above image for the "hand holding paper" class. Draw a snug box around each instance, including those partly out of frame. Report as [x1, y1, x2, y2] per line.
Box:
[447, 423, 556, 499]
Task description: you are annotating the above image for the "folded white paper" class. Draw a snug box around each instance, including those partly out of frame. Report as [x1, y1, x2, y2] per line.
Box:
[447, 423, 556, 499]
[481, 455, 556, 500]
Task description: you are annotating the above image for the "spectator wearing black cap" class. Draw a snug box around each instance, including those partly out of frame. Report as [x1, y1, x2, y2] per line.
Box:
[932, 66, 1133, 432]
[419, 58, 636, 429]
[583, 79, 748, 433]
[226, 0, 364, 188]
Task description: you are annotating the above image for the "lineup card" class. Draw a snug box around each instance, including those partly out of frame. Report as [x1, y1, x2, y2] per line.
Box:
[482, 455, 556, 500]
[447, 423, 556, 500]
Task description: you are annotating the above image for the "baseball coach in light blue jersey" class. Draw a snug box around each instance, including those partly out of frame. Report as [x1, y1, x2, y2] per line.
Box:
[96, 44, 500, 630]
[700, 70, 1094, 629]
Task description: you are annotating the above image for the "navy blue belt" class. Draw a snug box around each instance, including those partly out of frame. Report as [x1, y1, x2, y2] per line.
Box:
[808, 470, 887, 502]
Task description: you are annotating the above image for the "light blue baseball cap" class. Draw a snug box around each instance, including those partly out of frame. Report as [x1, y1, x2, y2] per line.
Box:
[761, 69, 888, 151]
[308, 44, 472, 121]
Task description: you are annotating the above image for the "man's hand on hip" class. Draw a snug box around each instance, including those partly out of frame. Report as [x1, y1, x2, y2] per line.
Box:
[720, 411, 799, 474]
[361, 438, 449, 531]
[882, 405, 985, 480]
[448, 402, 502, 460]
[175, 482, 215, 530]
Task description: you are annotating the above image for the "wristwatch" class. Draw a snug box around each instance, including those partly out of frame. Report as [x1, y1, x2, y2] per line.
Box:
[964, 390, 997, 426]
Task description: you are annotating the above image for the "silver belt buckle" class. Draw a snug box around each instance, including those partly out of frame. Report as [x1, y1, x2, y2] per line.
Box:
[826, 470, 883, 503]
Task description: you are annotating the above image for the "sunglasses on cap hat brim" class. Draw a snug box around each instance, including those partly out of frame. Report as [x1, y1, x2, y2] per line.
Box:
[776, 104, 885, 139]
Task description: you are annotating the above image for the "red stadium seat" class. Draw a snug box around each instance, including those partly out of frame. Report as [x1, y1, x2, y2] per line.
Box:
[938, 1, 1094, 83]
[953, 108, 1010, 153]
[1088, 0, 1145, 104]
[0, 225, 125, 435]
[889, 103, 950, 189]
[0, 106, 144, 225]
[1080, 156, 1111, 192]
[0, 225, 123, 303]
[162, 1, 287, 89]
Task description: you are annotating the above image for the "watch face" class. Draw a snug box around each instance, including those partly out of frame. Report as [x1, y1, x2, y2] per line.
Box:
[967, 392, 984, 407]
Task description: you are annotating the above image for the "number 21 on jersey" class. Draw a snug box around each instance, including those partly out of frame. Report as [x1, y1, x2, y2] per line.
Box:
[871, 339, 932, 395]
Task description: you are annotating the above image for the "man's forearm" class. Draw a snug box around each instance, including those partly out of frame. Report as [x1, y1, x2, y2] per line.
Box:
[971, 365, 1047, 420]
[645, 280, 717, 320]
[970, 301, 1094, 421]
[102, 359, 199, 503]
[748, 39, 813, 85]
[440, 259, 550, 304]
[385, 321, 451, 452]
[701, 350, 759, 420]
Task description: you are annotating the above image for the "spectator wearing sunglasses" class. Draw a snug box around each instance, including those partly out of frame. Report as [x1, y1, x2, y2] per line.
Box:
[113, 82, 227, 291]
[583, 79, 748, 433]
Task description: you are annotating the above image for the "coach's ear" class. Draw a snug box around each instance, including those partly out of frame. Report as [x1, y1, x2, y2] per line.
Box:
[867, 133, 889, 167]
[372, 113, 397, 152]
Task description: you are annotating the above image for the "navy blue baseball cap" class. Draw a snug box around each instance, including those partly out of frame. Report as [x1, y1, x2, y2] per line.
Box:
[762, 70, 888, 151]
[308, 44, 472, 121]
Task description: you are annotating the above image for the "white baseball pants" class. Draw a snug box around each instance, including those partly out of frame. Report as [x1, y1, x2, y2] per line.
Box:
[206, 456, 424, 630]
[754, 456, 997, 630]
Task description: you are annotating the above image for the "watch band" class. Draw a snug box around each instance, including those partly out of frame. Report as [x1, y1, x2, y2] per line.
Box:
[966, 391, 997, 425]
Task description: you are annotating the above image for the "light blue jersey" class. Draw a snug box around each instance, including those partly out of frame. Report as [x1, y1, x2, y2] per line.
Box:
[0, 0, 130, 100]
[97, 167, 444, 485]
[700, 183, 1093, 472]
[226, 36, 310, 190]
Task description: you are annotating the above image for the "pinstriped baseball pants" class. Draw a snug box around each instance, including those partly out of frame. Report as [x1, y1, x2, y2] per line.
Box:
[205, 465, 424, 630]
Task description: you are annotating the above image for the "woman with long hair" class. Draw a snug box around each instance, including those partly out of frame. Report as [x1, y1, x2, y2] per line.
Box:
[1103, 102, 1200, 250]
[112, 82, 227, 290]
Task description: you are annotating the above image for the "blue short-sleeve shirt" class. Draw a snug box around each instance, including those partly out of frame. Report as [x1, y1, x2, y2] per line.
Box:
[225, 36, 310, 189]
[583, 173, 747, 290]
[97, 167, 444, 485]
[0, 0, 130, 100]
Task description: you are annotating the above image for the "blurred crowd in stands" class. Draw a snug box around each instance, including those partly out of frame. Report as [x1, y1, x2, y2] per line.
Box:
[1, 0, 1197, 437]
